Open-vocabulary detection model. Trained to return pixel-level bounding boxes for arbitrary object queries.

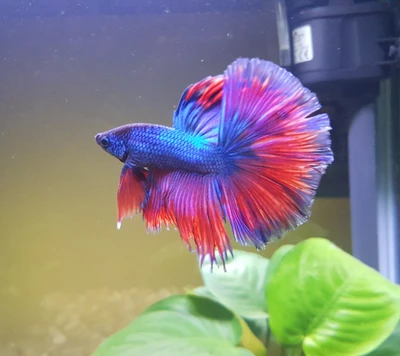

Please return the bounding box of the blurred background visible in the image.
[0,0,364,354]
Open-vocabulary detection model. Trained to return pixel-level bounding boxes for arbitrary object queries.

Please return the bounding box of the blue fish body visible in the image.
[96,124,226,174]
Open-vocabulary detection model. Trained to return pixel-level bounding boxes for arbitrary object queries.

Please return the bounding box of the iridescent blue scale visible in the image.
[126,124,226,174]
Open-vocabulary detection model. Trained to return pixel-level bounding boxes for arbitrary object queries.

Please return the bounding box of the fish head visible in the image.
[95,125,130,163]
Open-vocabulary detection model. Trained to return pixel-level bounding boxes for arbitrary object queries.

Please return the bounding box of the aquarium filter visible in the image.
[275,0,400,283]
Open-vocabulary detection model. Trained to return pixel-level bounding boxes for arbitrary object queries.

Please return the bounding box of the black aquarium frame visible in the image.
[279,0,400,283]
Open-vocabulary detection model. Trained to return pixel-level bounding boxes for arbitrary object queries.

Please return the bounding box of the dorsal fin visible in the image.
[173,75,223,144]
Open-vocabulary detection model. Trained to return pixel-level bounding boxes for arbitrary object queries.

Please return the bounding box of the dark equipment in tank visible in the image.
[275,0,400,283]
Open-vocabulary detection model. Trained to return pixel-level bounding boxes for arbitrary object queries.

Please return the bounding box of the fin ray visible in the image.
[143,169,231,268]
[218,58,334,247]
[117,164,148,229]
[173,75,223,144]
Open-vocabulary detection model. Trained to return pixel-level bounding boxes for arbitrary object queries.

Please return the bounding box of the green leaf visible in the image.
[266,237,400,356]
[191,286,270,345]
[191,286,216,299]
[265,244,294,286]
[238,314,269,356]
[366,320,400,356]
[92,294,248,356]
[283,346,304,356]
[94,337,254,356]
[190,287,267,356]
[243,317,269,346]
[200,249,269,319]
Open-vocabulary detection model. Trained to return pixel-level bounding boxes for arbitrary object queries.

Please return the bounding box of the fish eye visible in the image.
[100,137,109,148]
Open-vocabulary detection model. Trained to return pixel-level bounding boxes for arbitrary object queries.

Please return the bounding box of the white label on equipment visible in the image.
[292,25,314,64]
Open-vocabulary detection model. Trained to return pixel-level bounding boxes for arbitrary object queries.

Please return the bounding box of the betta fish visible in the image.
[95,58,334,268]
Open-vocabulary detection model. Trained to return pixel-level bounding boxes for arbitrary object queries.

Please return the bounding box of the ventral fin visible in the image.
[117,164,148,229]
[173,75,223,144]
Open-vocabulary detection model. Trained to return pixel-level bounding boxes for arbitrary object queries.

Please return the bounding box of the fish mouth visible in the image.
[95,133,102,145]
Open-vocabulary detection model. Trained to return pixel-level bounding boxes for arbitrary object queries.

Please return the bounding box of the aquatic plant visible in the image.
[91,238,400,356]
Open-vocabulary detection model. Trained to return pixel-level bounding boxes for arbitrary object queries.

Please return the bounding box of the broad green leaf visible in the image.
[266,238,400,356]
[366,320,400,356]
[239,314,269,356]
[283,346,304,356]
[192,286,216,299]
[192,286,270,346]
[190,287,267,356]
[200,249,269,319]
[92,294,247,356]
[94,336,254,356]
[265,244,294,286]
[243,317,269,346]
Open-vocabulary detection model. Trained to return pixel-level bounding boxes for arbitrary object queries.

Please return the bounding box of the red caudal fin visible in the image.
[143,169,231,270]
[117,164,148,229]
[217,58,334,248]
